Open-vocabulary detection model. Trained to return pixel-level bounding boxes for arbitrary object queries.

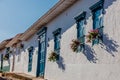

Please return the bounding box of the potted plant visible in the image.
[70,39,82,52]
[19,43,24,49]
[3,54,9,60]
[86,29,100,43]
[48,51,59,62]
[6,47,13,54]
[8,50,13,54]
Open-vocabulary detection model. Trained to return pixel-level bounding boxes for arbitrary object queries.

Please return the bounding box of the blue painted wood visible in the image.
[90,0,104,45]
[37,28,47,77]
[77,19,85,52]
[90,0,104,12]
[28,47,33,72]
[52,28,61,60]
[54,29,61,53]
[54,34,60,58]
[75,11,86,52]
[77,20,85,39]
[0,54,3,70]
[53,28,61,36]
[74,11,86,21]
[92,9,103,45]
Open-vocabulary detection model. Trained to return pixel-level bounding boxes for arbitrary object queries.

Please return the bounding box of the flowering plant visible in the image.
[70,39,82,52]
[86,29,99,43]
[48,51,59,62]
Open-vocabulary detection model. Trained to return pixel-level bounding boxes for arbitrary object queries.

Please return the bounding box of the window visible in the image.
[53,28,61,60]
[1,54,3,70]
[90,0,104,45]
[75,11,86,51]
[28,46,34,72]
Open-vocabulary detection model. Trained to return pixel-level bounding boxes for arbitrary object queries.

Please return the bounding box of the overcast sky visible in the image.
[0,0,58,42]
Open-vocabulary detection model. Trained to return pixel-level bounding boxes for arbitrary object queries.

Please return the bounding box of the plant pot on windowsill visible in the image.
[70,39,83,52]
[86,29,101,43]
[48,51,59,62]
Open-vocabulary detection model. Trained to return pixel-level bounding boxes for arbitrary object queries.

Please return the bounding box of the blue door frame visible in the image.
[36,27,47,77]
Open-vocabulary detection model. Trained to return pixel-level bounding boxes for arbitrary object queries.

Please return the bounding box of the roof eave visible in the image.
[20,0,78,41]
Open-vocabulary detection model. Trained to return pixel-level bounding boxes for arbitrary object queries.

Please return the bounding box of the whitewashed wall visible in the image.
[13,35,38,76]
[44,0,120,80]
[0,49,10,72]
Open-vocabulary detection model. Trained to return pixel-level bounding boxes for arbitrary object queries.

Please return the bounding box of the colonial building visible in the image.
[0,0,120,80]
[0,38,12,72]
[5,33,23,73]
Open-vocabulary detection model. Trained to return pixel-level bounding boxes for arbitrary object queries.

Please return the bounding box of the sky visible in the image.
[0,0,58,42]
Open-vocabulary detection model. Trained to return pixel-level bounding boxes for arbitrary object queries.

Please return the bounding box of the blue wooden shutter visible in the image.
[78,20,85,41]
[90,0,104,45]
[93,9,101,45]
[77,20,85,51]
[28,47,33,72]
[75,11,86,52]
[53,28,61,60]
[55,34,60,51]
[1,54,3,70]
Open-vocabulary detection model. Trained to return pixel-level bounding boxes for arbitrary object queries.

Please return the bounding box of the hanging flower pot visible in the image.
[48,51,59,62]
[3,54,9,60]
[8,50,13,54]
[18,43,24,49]
[70,39,82,52]
[6,47,13,54]
[86,29,100,43]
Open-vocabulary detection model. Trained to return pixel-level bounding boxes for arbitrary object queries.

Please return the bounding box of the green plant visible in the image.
[86,29,100,43]
[8,50,12,54]
[48,51,58,62]
[70,39,81,52]
[19,43,24,49]
[6,47,13,54]
[3,54,9,60]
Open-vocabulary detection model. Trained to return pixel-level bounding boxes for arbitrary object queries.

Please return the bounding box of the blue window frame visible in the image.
[53,28,61,60]
[75,11,86,51]
[1,54,3,70]
[90,0,104,45]
[77,20,85,39]
[28,46,34,72]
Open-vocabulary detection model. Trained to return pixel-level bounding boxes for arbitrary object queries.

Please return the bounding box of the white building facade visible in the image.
[44,0,120,80]
[0,0,120,80]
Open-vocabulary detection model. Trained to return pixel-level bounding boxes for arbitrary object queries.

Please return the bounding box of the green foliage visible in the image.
[70,39,81,52]
[48,51,58,62]
[86,29,100,43]
[6,47,13,54]
[3,54,9,60]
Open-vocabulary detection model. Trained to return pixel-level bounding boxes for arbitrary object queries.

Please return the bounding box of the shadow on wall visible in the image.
[104,0,117,10]
[100,34,119,57]
[56,55,65,71]
[47,0,118,65]
[83,45,98,63]
[82,33,119,63]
